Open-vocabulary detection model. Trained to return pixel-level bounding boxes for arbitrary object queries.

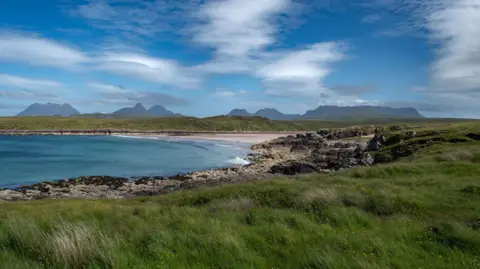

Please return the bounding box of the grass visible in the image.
[1,116,478,132]
[0,124,480,268]
[0,116,308,132]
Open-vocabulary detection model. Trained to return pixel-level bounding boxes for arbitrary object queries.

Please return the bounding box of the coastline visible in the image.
[0,128,377,201]
[0,130,298,144]
[113,133,298,144]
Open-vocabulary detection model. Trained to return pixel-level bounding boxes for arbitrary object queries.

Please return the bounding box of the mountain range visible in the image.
[16,103,424,119]
[112,103,183,117]
[227,106,424,119]
[16,103,182,117]
[16,103,80,117]
[228,108,302,120]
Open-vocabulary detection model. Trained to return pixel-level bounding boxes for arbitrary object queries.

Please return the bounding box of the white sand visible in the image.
[167,133,296,144]
[120,133,297,144]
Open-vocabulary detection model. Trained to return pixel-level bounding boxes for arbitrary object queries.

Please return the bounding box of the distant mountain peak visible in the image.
[227,109,251,117]
[227,108,301,120]
[17,103,80,117]
[112,104,183,118]
[133,103,145,109]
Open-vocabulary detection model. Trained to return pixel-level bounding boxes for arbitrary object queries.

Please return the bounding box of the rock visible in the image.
[290,144,310,152]
[367,134,386,151]
[270,162,318,175]
[406,131,417,138]
[360,153,374,166]
[467,133,480,141]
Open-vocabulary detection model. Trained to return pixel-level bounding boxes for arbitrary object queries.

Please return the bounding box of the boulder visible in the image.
[467,133,480,141]
[270,162,318,175]
[367,134,386,151]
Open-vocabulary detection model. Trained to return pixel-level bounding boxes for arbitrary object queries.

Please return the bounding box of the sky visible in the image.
[0,0,479,118]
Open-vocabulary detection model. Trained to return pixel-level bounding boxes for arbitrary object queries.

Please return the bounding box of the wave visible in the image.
[112,135,218,153]
[227,157,251,166]
[112,135,160,140]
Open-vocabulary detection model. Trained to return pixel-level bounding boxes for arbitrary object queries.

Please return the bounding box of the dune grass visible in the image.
[1,129,480,268]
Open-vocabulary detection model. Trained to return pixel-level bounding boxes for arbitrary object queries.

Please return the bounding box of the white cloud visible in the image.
[190,0,345,98]
[257,42,345,97]
[212,89,247,97]
[189,0,294,75]
[193,0,289,57]
[426,0,480,93]
[0,32,201,89]
[76,1,118,20]
[0,89,58,101]
[0,74,63,90]
[361,14,382,24]
[0,32,89,69]
[70,0,202,39]
[88,82,190,106]
[94,53,201,89]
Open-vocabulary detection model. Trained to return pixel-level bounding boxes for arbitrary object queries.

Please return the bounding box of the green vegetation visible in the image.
[1,116,478,132]
[1,123,480,268]
[0,116,305,132]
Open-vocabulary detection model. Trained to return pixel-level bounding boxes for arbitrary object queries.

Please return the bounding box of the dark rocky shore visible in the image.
[0,127,381,201]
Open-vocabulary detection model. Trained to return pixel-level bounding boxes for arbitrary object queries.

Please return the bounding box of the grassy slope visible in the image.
[1,124,480,268]
[0,116,306,132]
[1,116,478,131]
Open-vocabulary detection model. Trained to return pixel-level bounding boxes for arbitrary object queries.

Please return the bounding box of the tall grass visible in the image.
[0,128,480,268]
[0,219,117,268]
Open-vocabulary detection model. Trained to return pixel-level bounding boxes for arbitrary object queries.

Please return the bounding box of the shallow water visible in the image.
[0,135,251,188]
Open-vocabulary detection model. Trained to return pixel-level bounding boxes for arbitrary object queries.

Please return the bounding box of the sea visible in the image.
[0,135,251,188]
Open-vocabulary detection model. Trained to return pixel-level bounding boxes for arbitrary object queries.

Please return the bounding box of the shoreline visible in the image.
[0,130,299,144]
[112,133,298,144]
[0,128,376,201]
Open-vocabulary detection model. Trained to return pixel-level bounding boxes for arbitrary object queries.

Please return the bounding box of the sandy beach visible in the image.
[0,130,297,144]
[154,133,297,144]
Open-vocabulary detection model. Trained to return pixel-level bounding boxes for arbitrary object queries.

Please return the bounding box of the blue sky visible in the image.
[0,0,479,118]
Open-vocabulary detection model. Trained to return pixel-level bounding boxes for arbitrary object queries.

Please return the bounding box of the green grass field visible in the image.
[0,123,479,268]
[1,116,478,132]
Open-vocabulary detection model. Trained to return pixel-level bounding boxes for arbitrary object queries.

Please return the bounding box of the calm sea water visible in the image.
[0,135,251,188]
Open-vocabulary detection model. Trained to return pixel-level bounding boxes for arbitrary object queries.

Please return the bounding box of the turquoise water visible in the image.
[0,135,251,188]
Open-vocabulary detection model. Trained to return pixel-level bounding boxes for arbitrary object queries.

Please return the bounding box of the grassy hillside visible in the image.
[1,124,479,268]
[0,116,478,132]
[0,116,306,132]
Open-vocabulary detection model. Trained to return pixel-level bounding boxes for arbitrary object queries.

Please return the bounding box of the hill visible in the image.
[148,105,183,117]
[112,103,151,117]
[112,103,183,117]
[16,103,80,116]
[304,105,424,119]
[227,108,301,120]
[254,108,301,120]
[0,116,308,131]
[227,109,251,117]
[0,116,477,132]
[227,105,424,120]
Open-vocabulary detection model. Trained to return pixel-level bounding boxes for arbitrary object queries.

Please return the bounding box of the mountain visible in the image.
[148,105,183,117]
[227,108,300,120]
[112,103,183,117]
[303,105,424,119]
[227,105,423,120]
[253,108,301,120]
[17,103,80,116]
[112,103,151,117]
[227,109,251,117]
